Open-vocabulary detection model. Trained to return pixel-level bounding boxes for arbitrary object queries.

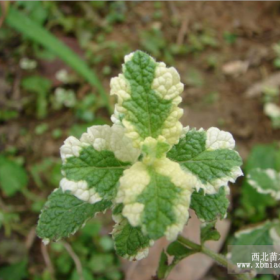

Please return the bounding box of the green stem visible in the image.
[176,235,251,280]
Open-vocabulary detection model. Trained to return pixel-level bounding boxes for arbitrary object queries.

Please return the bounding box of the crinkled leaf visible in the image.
[110,50,184,147]
[35,51,244,263]
[168,127,243,194]
[37,124,139,242]
[61,146,129,202]
[201,222,220,244]
[112,216,152,261]
[0,156,28,197]
[37,188,111,241]
[116,158,194,241]
[190,187,229,222]
[248,168,280,200]
[60,124,140,205]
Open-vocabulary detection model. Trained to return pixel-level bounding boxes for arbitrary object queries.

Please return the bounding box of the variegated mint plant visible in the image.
[37,51,243,263]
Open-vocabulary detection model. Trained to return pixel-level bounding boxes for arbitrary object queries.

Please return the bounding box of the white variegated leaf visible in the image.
[168,127,243,194]
[110,50,183,148]
[116,158,194,241]
[248,168,280,200]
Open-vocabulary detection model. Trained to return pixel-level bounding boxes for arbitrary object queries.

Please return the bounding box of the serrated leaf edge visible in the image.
[110,51,184,148]
[181,127,243,194]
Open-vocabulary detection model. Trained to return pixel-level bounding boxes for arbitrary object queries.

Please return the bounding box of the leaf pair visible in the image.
[37,51,243,260]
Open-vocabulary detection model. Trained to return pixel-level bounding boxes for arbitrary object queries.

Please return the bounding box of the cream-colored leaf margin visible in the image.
[116,157,195,241]
[59,124,140,203]
[110,51,184,148]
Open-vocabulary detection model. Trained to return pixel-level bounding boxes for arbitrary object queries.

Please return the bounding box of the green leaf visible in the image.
[100,236,114,252]
[110,50,184,147]
[0,260,28,280]
[200,222,220,243]
[245,144,280,172]
[21,75,51,93]
[37,188,111,241]
[190,187,229,222]
[167,240,194,260]
[168,127,243,194]
[21,75,51,119]
[15,2,48,25]
[248,168,280,200]
[240,183,276,223]
[70,268,95,280]
[116,158,193,241]
[88,253,114,274]
[158,243,195,279]
[112,216,152,260]
[5,7,111,112]
[60,124,139,204]
[0,110,18,121]
[156,251,169,280]
[136,170,183,240]
[37,124,139,242]
[0,156,28,197]
[233,221,279,245]
[62,146,130,201]
[240,144,280,221]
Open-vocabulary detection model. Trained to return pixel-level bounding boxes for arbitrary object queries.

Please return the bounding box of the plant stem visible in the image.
[177,235,251,280]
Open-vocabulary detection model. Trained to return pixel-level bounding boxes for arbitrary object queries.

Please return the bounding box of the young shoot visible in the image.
[37,51,245,278]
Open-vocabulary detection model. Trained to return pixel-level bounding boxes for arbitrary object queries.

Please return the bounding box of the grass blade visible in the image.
[4,6,112,113]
